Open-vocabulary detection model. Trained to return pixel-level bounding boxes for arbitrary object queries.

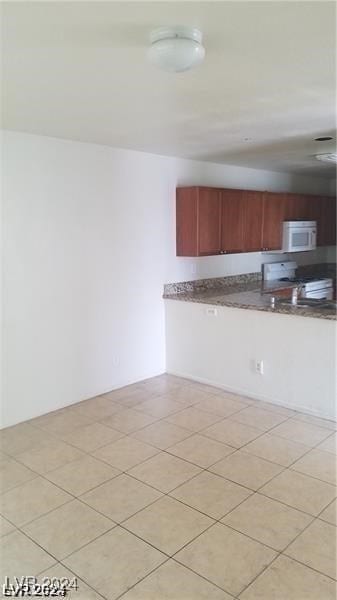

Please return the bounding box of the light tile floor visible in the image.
[0,374,336,599]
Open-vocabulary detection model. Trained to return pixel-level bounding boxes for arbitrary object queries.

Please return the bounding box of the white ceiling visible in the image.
[2,1,336,177]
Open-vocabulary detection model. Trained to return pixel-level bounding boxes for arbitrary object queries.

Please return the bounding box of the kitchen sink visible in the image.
[277,298,336,309]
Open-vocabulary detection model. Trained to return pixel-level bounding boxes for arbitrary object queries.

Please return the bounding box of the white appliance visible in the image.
[282,221,316,252]
[263,261,333,300]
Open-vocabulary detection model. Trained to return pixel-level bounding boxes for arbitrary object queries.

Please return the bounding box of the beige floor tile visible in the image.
[128,453,201,493]
[203,420,262,448]
[181,382,225,396]
[121,559,233,600]
[31,408,92,436]
[290,448,337,485]
[0,456,37,493]
[162,387,218,407]
[0,530,55,579]
[45,455,120,496]
[230,406,290,431]
[23,499,113,560]
[124,496,214,555]
[64,526,166,599]
[215,390,255,403]
[81,474,162,523]
[103,385,156,405]
[166,434,235,468]
[60,422,125,452]
[0,515,15,537]
[294,413,337,431]
[170,471,252,519]
[140,377,185,395]
[15,440,84,474]
[222,493,312,551]
[101,408,159,433]
[38,564,105,599]
[0,476,72,526]
[165,407,223,432]
[317,432,337,455]
[135,397,185,418]
[271,420,332,447]
[241,432,309,466]
[0,450,8,463]
[92,436,159,471]
[210,450,283,490]
[260,469,337,516]
[176,522,276,596]
[0,422,52,456]
[194,395,249,417]
[319,499,337,526]
[285,518,337,580]
[239,555,337,600]
[131,421,191,450]
[70,396,123,420]
[247,399,297,417]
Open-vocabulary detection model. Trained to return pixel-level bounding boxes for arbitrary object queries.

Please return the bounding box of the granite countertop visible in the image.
[163,270,337,321]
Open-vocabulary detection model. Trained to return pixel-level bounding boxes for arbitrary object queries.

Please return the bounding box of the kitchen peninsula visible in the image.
[164,268,337,421]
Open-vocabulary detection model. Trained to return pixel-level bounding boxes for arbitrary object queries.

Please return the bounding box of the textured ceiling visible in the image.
[2,1,336,177]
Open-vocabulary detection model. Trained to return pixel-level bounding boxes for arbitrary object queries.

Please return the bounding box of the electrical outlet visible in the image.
[255,360,264,375]
[206,307,218,317]
[112,356,120,367]
[191,263,197,275]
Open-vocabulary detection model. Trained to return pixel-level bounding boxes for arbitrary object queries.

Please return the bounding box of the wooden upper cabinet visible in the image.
[176,187,198,256]
[176,187,336,257]
[285,193,309,220]
[198,188,222,255]
[262,192,288,251]
[318,196,337,246]
[242,191,264,252]
[292,195,336,246]
[176,187,221,256]
[221,189,244,252]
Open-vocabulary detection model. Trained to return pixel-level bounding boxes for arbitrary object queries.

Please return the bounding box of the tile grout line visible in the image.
[1,377,336,599]
[2,413,335,533]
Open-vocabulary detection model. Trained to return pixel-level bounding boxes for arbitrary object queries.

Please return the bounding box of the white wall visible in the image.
[165,300,337,420]
[1,130,334,427]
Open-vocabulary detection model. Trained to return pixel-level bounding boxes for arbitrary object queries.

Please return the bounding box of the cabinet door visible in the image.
[285,194,310,220]
[319,196,337,246]
[262,193,288,250]
[220,189,244,253]
[198,188,222,255]
[243,191,264,252]
[176,187,198,256]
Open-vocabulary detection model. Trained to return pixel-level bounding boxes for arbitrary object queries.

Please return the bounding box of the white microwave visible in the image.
[282,221,317,252]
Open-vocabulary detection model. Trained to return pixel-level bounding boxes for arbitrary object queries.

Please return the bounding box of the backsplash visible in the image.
[164,262,336,296]
[164,272,261,295]
[297,262,336,279]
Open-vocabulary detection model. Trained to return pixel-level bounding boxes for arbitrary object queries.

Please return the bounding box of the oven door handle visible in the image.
[311,230,316,248]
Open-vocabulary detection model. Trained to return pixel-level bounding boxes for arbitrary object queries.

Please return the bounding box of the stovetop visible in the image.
[279,277,325,283]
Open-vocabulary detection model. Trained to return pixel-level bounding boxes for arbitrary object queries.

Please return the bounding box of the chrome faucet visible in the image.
[291,284,304,306]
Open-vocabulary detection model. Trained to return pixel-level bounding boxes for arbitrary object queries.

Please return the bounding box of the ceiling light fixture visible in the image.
[148,26,205,72]
[315,153,337,164]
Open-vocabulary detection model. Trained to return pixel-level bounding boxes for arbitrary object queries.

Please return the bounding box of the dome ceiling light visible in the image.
[147,26,205,72]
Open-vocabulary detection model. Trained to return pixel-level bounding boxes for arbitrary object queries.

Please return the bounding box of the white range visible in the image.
[263,261,333,300]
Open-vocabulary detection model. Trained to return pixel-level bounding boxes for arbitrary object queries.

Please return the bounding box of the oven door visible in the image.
[302,288,333,300]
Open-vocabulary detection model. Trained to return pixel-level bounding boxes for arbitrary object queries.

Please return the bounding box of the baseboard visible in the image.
[0,369,167,430]
[166,370,337,422]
